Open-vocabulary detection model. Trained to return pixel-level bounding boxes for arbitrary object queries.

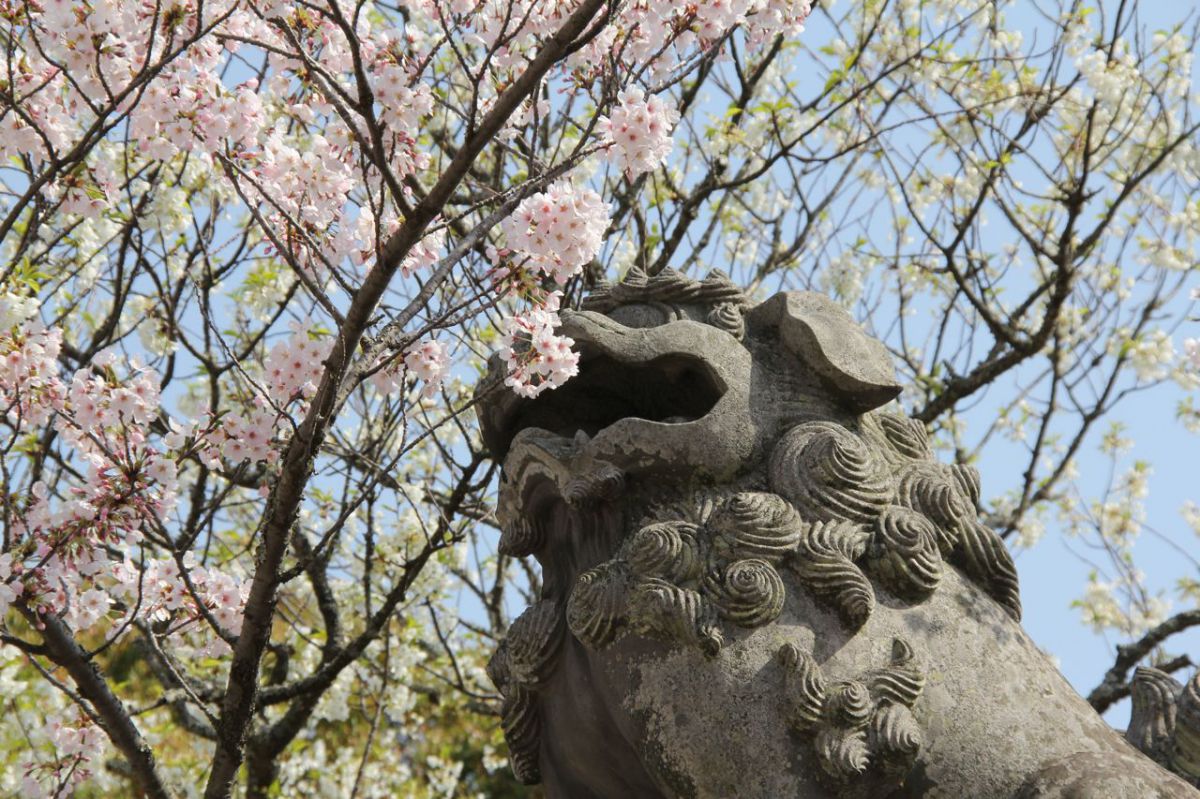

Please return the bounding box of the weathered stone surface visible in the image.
[478,276,1200,798]
[749,290,902,412]
[1125,667,1200,788]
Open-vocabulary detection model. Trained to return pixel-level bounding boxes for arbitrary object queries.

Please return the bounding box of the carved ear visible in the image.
[750,292,901,412]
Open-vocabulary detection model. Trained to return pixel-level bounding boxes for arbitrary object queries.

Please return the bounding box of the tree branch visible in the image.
[1087,609,1200,714]
[31,611,175,799]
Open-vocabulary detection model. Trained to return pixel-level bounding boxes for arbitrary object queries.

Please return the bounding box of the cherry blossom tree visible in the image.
[0,0,1198,796]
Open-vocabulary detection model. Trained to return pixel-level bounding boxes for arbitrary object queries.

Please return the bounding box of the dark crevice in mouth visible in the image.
[505,353,724,447]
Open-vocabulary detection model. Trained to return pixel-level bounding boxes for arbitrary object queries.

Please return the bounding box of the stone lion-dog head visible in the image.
[475,269,1197,799]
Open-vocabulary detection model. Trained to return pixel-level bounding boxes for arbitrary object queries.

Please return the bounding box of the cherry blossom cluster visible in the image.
[349,206,401,269]
[214,326,337,464]
[498,298,580,398]
[1,0,262,193]
[401,226,448,279]
[252,133,358,269]
[692,0,814,48]
[447,0,812,74]
[1,0,436,277]
[127,57,265,163]
[405,339,451,398]
[1184,339,1200,372]
[220,405,281,465]
[1,295,252,657]
[1,314,63,428]
[14,442,171,618]
[235,10,434,272]
[264,328,332,404]
[55,160,119,219]
[346,205,445,279]
[371,339,451,399]
[500,180,610,284]
[109,556,250,645]
[600,87,680,177]
[372,66,436,142]
[0,554,19,619]
[20,710,105,795]
[60,358,162,450]
[15,475,249,646]
[745,0,814,45]
[15,472,161,603]
[493,180,609,395]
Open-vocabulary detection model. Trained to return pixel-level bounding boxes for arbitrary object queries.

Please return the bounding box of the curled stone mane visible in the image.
[476,273,1199,798]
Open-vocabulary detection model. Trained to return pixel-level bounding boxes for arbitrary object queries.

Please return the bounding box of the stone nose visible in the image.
[556,307,650,356]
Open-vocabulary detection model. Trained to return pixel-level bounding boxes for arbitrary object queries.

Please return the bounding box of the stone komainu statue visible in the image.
[476,269,1200,798]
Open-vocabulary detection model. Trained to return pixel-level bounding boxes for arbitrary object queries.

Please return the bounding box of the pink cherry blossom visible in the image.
[264,328,331,404]
[600,87,679,177]
[498,297,580,398]
[405,339,451,398]
[501,181,610,285]
[402,225,447,278]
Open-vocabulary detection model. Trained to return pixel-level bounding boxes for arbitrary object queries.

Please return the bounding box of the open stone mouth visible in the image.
[482,310,759,569]
[488,349,731,595]
[477,308,748,467]
[500,351,725,450]
[481,312,759,569]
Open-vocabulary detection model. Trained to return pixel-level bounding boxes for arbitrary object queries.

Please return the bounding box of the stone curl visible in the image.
[1174,672,1200,782]
[501,686,542,785]
[629,578,724,657]
[827,681,873,728]
[566,562,630,649]
[870,703,923,763]
[703,558,786,628]
[1127,667,1181,763]
[706,302,746,340]
[790,519,875,629]
[816,728,871,781]
[621,521,704,584]
[563,462,625,507]
[708,491,805,563]
[874,411,932,461]
[780,643,827,730]
[769,421,891,525]
[953,520,1023,621]
[868,639,926,708]
[498,516,544,558]
[950,462,982,510]
[505,599,565,688]
[869,506,944,599]
[894,463,974,554]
